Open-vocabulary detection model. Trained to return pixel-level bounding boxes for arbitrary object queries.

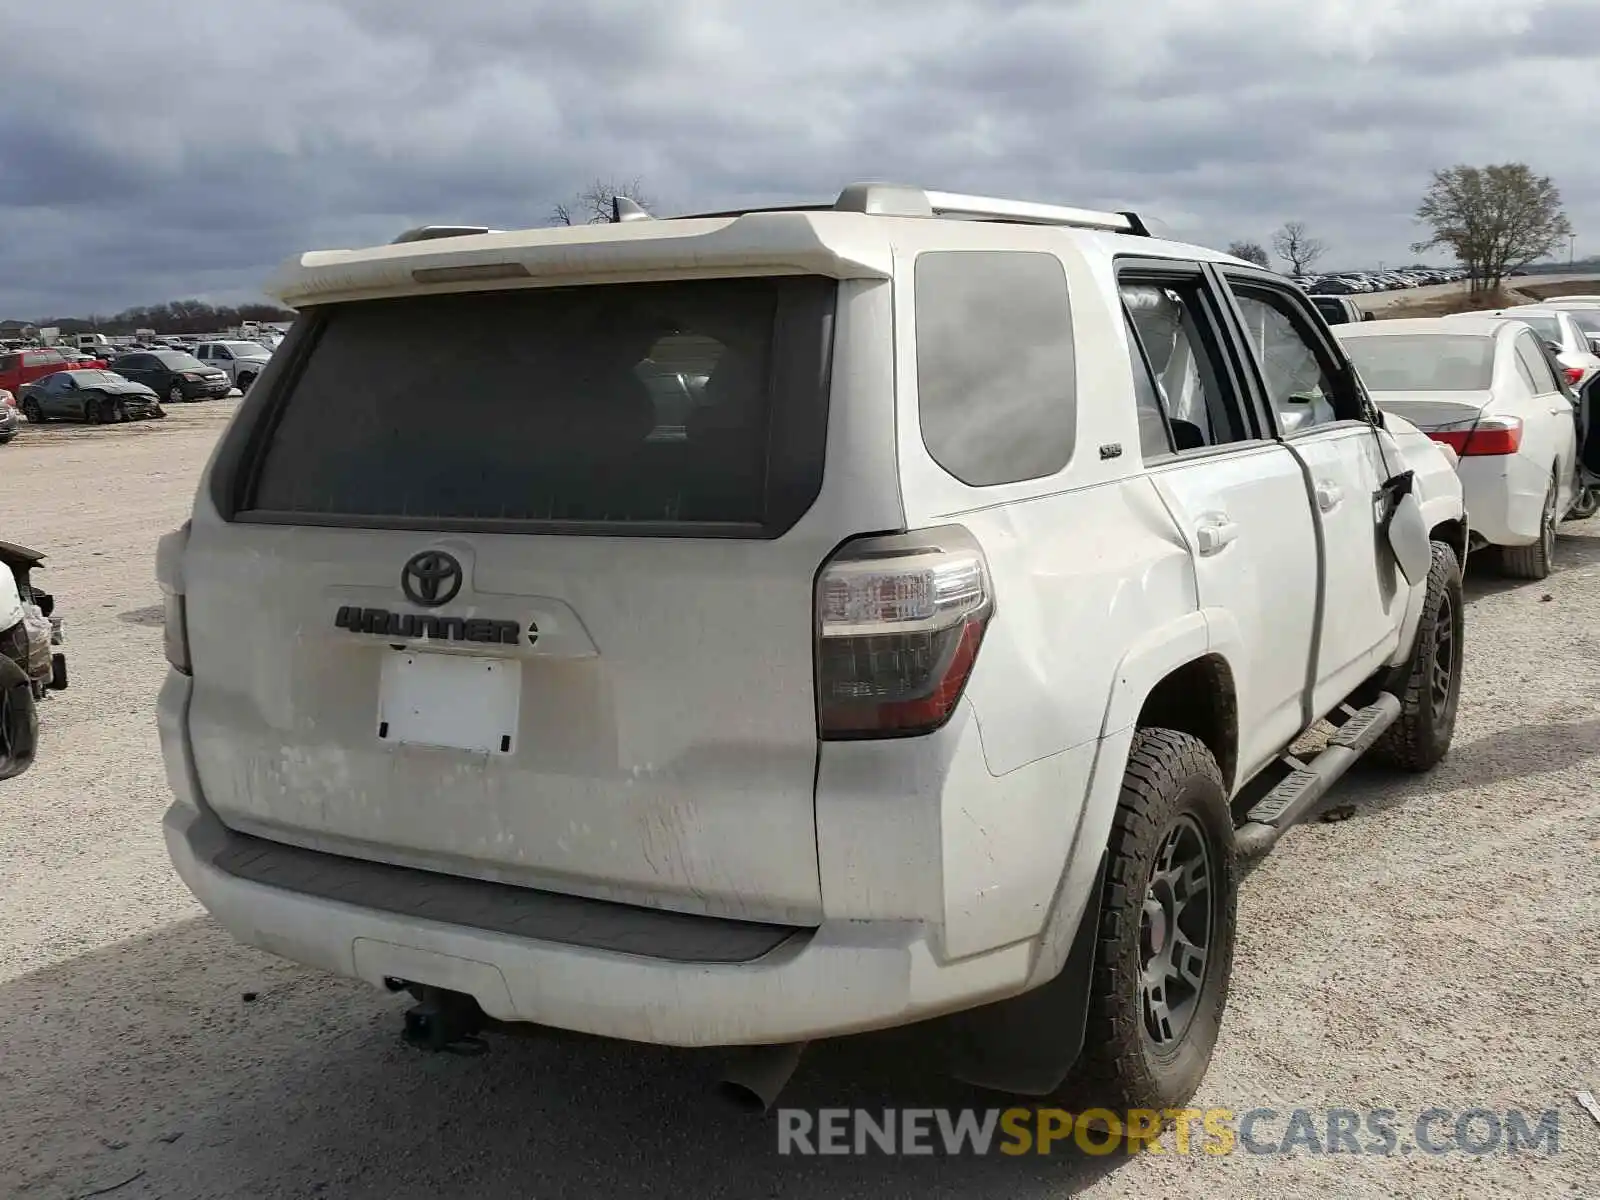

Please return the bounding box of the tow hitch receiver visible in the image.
[399,984,490,1056]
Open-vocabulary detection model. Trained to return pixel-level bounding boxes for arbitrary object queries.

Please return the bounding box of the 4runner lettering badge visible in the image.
[333,606,522,645]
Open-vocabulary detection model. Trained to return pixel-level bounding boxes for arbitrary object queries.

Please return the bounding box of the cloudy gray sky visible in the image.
[2,0,1595,318]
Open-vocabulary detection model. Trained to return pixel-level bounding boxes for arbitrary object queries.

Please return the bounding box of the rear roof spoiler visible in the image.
[390,225,498,244]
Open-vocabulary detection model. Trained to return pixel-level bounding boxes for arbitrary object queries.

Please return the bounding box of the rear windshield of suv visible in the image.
[238,276,836,535]
[1341,334,1495,392]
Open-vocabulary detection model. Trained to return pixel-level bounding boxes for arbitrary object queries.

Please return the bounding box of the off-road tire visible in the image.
[1498,469,1558,580]
[1066,728,1236,1114]
[1370,541,1463,772]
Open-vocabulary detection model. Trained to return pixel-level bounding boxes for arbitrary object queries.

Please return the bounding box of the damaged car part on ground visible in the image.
[0,541,68,699]
[0,556,41,781]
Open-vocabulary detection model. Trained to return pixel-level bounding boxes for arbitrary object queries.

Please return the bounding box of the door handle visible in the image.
[1551,404,1574,416]
[1315,480,1344,512]
[1195,516,1239,556]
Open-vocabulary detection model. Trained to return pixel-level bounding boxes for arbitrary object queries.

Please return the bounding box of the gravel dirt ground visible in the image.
[1,402,1597,1198]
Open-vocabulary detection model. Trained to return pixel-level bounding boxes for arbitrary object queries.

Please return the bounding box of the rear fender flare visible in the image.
[1024,608,1221,993]
[958,613,1235,1091]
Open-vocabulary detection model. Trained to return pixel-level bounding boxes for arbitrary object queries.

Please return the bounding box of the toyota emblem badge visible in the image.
[400,550,464,607]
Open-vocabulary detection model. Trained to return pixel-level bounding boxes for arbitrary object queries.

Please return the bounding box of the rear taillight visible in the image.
[1563,365,1585,386]
[156,524,191,673]
[1428,414,1523,457]
[815,526,993,738]
[163,591,190,674]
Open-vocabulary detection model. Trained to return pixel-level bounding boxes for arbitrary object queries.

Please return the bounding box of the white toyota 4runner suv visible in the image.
[158,183,1467,1114]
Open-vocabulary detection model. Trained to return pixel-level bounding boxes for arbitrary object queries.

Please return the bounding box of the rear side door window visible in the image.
[1119,271,1259,453]
[914,249,1076,486]
[1511,341,1540,393]
[1125,314,1177,459]
[1515,332,1560,395]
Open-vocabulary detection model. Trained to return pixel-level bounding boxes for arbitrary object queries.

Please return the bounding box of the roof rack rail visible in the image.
[390,225,497,245]
[833,182,1149,235]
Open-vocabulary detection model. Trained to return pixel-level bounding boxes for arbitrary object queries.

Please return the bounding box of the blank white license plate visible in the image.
[377,651,521,755]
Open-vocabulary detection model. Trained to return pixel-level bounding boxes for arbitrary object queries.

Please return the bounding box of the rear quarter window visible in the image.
[914,249,1076,486]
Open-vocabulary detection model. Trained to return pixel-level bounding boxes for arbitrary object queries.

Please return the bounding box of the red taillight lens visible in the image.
[816,526,993,738]
[1428,415,1523,457]
[162,590,191,674]
[1563,365,1584,386]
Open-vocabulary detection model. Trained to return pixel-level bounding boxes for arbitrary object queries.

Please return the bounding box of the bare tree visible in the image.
[1226,240,1271,269]
[1412,163,1573,294]
[1272,222,1327,275]
[550,177,657,226]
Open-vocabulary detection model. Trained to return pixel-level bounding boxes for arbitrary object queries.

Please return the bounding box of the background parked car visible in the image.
[194,340,272,391]
[1523,301,1600,354]
[19,370,165,425]
[1453,308,1600,387]
[0,347,106,395]
[1336,316,1587,579]
[112,350,232,403]
[1308,295,1373,325]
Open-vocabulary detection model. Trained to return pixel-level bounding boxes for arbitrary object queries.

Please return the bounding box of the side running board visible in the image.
[1233,693,1401,860]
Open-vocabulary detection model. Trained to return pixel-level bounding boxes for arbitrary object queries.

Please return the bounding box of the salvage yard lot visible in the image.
[1,404,1597,1198]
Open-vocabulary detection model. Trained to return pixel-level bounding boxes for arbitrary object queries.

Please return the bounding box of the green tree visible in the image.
[1226,240,1271,269]
[1413,163,1573,293]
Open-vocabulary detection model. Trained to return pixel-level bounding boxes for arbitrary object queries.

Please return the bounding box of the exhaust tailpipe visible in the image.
[716,1042,808,1113]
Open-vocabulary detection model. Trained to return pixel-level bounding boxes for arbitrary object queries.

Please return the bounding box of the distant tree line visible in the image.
[17,300,295,337]
[1224,162,1574,290]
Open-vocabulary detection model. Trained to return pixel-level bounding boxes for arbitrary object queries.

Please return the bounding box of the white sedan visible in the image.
[1449,307,1600,388]
[1520,300,1600,357]
[1335,316,1588,579]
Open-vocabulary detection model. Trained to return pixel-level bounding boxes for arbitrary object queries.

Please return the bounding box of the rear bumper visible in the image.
[176,378,231,398]
[158,671,1049,1046]
[1456,454,1547,546]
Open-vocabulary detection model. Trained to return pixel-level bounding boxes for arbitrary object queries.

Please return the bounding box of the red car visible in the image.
[0,347,107,395]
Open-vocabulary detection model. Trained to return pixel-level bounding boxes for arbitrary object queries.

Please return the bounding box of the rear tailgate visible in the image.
[180,273,887,926]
